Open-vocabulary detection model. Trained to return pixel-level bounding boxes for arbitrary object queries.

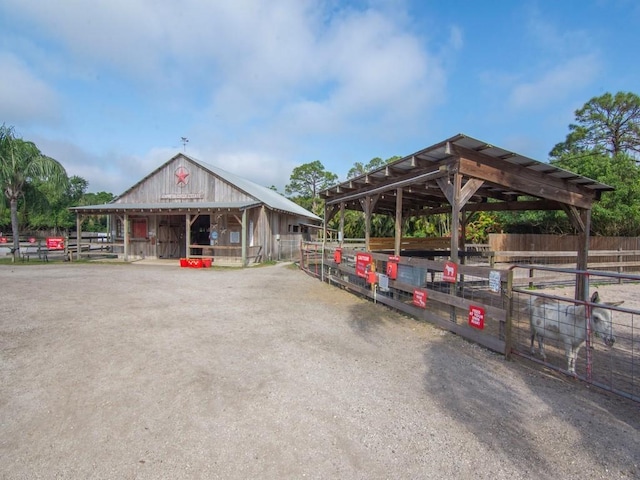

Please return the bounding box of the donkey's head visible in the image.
[590,291,623,348]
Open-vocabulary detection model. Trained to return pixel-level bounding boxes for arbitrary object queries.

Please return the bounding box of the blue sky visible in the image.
[1,0,639,195]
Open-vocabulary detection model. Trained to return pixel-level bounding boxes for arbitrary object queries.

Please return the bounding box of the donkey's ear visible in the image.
[607,300,624,307]
[590,291,600,303]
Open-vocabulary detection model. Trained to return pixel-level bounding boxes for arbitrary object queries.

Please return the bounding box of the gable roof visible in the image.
[76,154,320,221]
[185,155,320,220]
[321,133,614,215]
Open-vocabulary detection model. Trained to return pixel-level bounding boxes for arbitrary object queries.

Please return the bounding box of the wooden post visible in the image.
[504,269,514,359]
[339,202,345,246]
[576,208,591,301]
[364,196,371,251]
[123,213,129,262]
[185,214,191,259]
[241,208,247,267]
[394,187,403,256]
[450,172,461,263]
[76,214,82,260]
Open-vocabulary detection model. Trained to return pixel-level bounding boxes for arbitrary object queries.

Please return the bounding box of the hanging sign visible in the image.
[355,252,372,278]
[46,237,65,250]
[489,270,501,293]
[413,289,428,309]
[468,305,485,329]
[443,261,458,283]
[378,273,389,292]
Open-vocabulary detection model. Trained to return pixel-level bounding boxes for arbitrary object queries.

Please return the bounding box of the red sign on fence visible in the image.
[355,252,372,278]
[46,237,65,250]
[413,289,428,309]
[0,237,7,243]
[443,261,458,283]
[468,305,485,329]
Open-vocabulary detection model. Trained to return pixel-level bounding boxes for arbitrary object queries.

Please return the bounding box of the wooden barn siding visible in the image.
[488,234,640,263]
[249,207,310,261]
[115,157,254,204]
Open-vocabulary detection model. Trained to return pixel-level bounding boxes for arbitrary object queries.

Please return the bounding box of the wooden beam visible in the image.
[325,167,448,205]
[562,204,586,232]
[454,145,595,209]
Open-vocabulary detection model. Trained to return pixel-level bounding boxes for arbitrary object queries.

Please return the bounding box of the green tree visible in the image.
[551,151,640,236]
[285,160,338,215]
[551,91,640,160]
[0,125,68,258]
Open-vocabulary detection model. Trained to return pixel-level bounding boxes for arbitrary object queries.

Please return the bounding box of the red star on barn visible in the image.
[175,167,190,186]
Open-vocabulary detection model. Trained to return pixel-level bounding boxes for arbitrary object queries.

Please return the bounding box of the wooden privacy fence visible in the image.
[368,237,451,252]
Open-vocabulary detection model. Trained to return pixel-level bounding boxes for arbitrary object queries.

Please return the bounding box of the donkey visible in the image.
[529,291,621,375]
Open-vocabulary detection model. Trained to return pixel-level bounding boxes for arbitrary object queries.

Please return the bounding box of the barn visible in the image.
[70,153,321,265]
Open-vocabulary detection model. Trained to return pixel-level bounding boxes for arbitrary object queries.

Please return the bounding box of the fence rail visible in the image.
[301,241,640,402]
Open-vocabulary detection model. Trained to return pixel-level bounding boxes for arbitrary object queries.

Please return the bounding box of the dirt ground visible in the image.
[1,261,638,479]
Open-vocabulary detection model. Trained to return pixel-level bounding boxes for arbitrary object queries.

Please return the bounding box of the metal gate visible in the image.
[509,266,640,402]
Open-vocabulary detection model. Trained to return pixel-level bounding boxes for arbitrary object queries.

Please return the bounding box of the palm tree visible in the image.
[0,125,68,259]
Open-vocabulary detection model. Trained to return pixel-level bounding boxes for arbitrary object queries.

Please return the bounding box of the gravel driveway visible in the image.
[1,262,638,479]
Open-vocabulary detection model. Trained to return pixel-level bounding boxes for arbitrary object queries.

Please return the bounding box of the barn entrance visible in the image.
[158,215,185,259]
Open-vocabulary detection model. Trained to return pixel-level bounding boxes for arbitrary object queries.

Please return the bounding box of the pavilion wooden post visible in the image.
[450,173,462,263]
[76,214,82,261]
[576,208,591,301]
[242,208,248,267]
[359,195,379,252]
[394,187,403,256]
[561,205,591,301]
[339,202,345,246]
[123,213,130,262]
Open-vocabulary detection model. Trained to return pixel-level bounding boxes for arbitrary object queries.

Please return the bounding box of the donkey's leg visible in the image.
[566,344,578,375]
[538,336,546,360]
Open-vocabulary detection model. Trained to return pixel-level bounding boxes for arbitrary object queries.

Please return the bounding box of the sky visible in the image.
[1,0,639,196]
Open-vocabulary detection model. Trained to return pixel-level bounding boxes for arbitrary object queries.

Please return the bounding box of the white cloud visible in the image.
[1,0,448,193]
[509,54,600,110]
[0,53,61,126]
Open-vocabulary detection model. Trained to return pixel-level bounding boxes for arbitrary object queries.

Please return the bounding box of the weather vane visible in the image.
[181,137,189,152]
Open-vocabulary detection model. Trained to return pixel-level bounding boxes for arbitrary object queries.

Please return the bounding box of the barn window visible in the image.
[288,224,300,233]
[131,218,148,239]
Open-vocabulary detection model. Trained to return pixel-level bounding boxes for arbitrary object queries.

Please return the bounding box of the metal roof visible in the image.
[72,154,321,221]
[188,156,321,220]
[321,133,614,215]
[70,201,260,214]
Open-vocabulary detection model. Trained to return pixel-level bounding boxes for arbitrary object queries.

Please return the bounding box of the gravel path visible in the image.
[1,262,638,479]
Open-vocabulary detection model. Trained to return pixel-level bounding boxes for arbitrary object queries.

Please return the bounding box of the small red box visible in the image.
[180,258,188,267]
[188,259,203,268]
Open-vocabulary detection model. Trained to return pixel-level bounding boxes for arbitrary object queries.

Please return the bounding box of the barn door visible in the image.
[158,215,184,258]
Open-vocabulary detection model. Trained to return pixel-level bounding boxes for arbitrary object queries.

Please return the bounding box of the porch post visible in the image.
[241,208,248,267]
[76,214,82,260]
[185,214,191,259]
[123,213,129,262]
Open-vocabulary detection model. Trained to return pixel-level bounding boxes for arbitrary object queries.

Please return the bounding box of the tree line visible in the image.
[2,91,640,254]
[284,91,640,240]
